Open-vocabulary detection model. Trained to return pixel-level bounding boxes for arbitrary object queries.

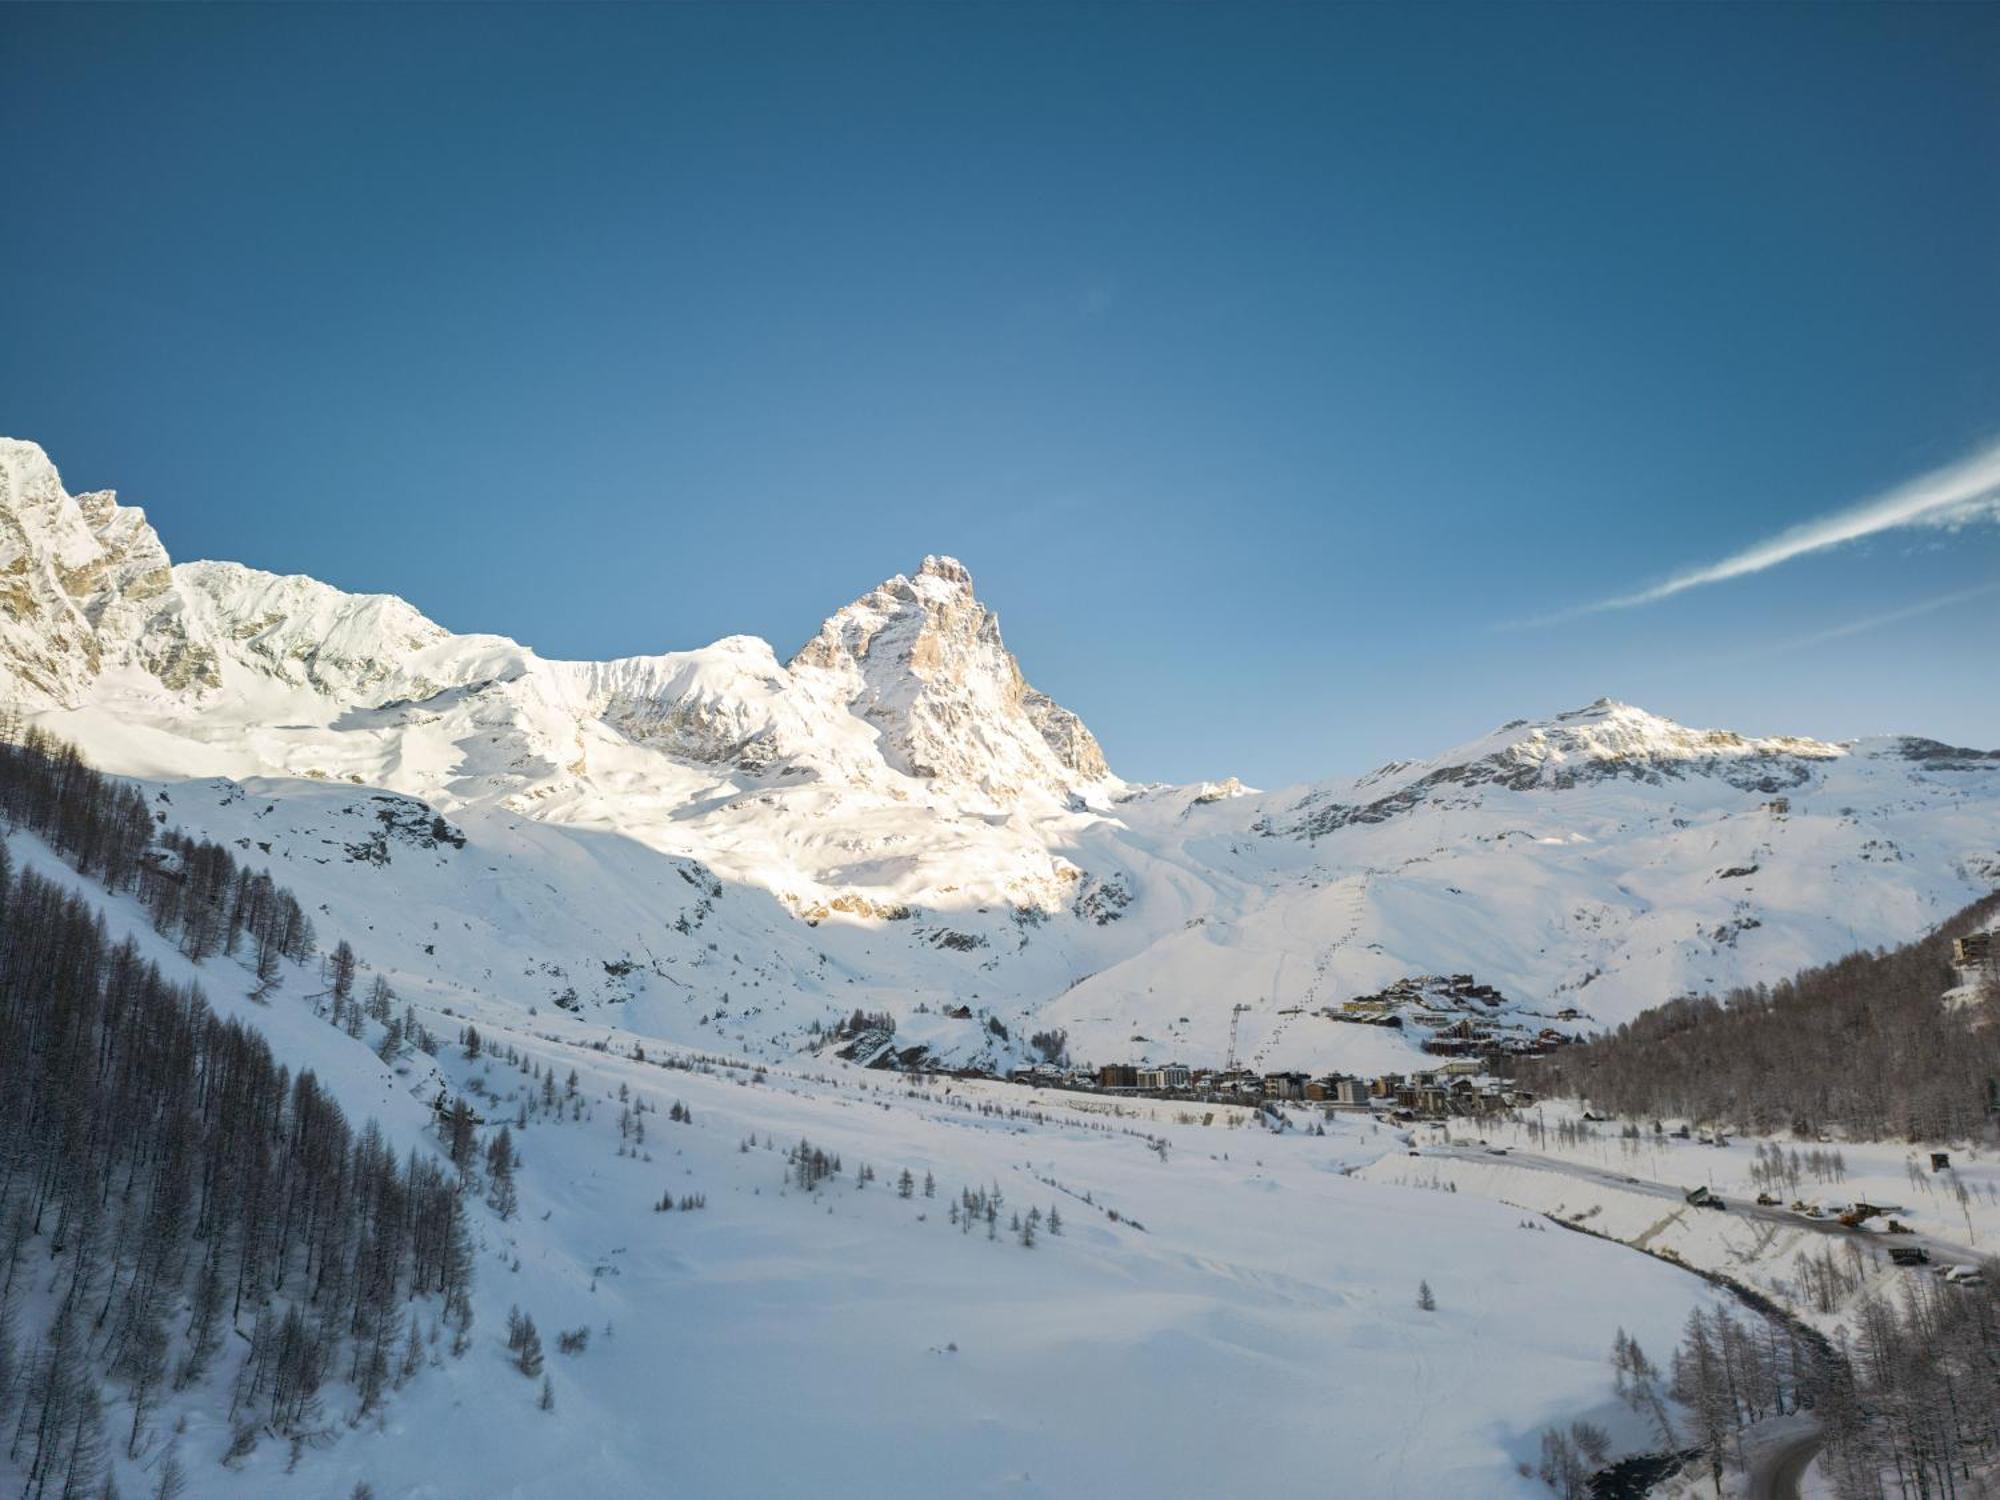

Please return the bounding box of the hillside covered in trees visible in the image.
[1523,892,2000,1142]
[0,729,474,1498]
[1538,1272,2000,1500]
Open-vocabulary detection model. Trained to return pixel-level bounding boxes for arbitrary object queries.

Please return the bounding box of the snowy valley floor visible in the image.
[1,833,1751,1500]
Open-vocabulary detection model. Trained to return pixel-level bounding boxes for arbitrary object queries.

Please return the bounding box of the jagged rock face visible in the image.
[0,439,220,705]
[72,490,221,694]
[1022,689,1110,781]
[0,443,111,704]
[789,554,1110,799]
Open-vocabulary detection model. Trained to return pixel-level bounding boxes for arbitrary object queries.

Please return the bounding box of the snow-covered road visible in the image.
[1423,1141,1981,1268]
[1747,1427,1822,1500]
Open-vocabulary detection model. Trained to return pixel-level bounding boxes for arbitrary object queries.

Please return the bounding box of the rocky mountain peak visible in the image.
[789,557,1111,797]
[915,553,973,587]
[1506,699,1844,769]
[0,438,218,704]
[0,439,478,711]
[1282,698,1851,840]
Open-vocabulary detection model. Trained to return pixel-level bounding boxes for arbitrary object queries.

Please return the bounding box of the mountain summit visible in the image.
[0,437,213,705]
[792,554,1110,797]
[1280,697,1850,837]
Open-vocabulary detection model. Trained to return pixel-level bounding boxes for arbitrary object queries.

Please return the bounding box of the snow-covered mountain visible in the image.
[6,435,1999,1076]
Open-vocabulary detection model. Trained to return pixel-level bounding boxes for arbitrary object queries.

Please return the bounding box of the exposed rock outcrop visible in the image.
[788,554,1110,800]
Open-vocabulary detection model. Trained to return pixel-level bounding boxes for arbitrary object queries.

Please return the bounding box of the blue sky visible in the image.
[2,3,1994,787]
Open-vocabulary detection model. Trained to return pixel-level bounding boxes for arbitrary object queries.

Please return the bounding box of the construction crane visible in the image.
[1223,1003,1251,1073]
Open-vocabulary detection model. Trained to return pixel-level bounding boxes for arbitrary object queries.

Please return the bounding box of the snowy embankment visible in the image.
[1360,1148,1859,1322]
[1420,1105,1998,1286]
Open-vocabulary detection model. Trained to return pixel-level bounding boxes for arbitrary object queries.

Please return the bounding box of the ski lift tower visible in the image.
[1224,1003,1252,1073]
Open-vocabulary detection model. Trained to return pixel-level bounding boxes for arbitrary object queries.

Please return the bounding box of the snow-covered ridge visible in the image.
[5,435,1999,1074]
[0,438,485,710]
[0,439,1111,800]
[1282,698,1849,837]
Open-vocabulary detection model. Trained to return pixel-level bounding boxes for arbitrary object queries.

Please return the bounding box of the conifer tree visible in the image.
[516,1317,544,1378]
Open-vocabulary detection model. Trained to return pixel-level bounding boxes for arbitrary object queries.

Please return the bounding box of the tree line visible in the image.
[0,722,316,984]
[1521,892,2000,1141]
[1537,1262,2000,1498]
[0,728,476,1497]
[1819,1273,2000,1498]
[1655,1279,1999,1499]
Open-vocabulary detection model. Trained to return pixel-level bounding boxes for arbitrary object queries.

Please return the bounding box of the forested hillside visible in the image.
[0,729,474,1498]
[1523,892,2000,1141]
[1538,1278,2000,1499]
[0,721,317,975]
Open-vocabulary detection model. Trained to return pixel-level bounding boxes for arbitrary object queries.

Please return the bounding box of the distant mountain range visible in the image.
[5,434,1997,1073]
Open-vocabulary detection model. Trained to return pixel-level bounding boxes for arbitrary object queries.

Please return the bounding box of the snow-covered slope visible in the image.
[7,436,2000,1079]
[3,814,1735,1500]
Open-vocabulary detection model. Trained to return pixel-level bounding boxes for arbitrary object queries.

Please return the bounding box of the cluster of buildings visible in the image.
[1343,973,1509,1013]
[963,974,1582,1119]
[1050,1061,1534,1118]
[1327,972,1580,1059]
[1420,1016,1574,1059]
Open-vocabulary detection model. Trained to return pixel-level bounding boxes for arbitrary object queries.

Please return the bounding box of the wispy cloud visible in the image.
[1545,438,2000,622]
[1731,578,2000,660]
